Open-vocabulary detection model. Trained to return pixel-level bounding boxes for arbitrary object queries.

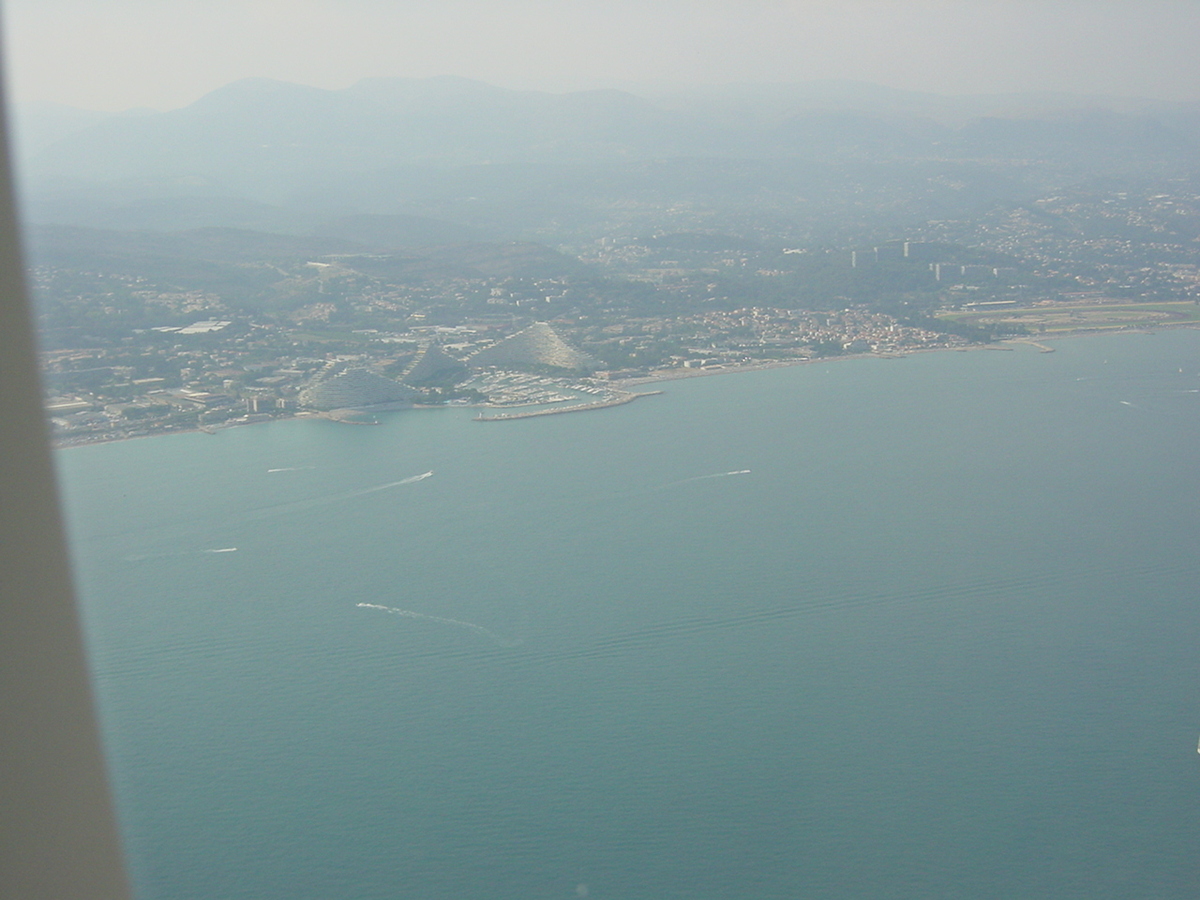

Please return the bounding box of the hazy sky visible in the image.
[5,0,1200,111]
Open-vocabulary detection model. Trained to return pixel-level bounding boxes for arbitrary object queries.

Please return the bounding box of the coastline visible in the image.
[610,344,963,390]
[608,324,1195,391]
[51,324,1195,449]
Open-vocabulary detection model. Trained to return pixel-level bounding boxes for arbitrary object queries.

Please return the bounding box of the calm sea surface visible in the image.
[57,331,1200,900]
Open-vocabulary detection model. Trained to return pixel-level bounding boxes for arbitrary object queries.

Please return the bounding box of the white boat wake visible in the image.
[240,471,434,522]
[349,472,433,497]
[126,547,238,562]
[658,469,751,490]
[358,602,521,647]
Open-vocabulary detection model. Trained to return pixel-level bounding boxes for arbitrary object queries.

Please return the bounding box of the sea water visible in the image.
[57,331,1200,899]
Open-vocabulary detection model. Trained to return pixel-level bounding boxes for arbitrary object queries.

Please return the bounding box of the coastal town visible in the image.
[35,177,1200,446]
[41,305,968,445]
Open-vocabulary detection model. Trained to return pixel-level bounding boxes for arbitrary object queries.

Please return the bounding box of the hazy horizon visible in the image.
[13,72,1200,119]
[6,0,1200,113]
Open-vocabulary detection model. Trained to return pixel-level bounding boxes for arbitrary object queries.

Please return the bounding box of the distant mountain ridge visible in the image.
[16,76,1200,239]
[23,76,1200,188]
[23,76,693,190]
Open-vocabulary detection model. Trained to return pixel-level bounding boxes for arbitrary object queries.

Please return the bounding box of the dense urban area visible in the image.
[24,79,1200,445]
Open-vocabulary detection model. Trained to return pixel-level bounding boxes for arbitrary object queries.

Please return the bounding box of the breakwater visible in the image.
[475,391,660,421]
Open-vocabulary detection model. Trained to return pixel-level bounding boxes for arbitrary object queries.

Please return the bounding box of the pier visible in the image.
[1009,339,1056,353]
[475,391,661,421]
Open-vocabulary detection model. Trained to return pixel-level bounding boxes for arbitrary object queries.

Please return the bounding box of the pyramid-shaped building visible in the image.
[404,344,467,386]
[299,367,419,410]
[468,322,594,372]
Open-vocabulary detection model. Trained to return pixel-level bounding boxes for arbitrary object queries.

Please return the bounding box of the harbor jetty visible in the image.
[1007,339,1056,353]
[475,391,660,421]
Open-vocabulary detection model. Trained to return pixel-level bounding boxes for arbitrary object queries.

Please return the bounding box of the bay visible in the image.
[57,330,1200,900]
